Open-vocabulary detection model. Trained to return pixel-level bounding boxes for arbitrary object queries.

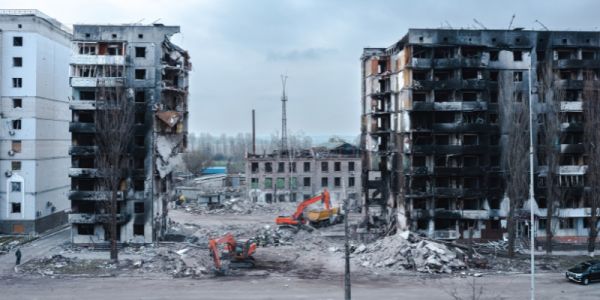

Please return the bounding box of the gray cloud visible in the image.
[266,48,337,61]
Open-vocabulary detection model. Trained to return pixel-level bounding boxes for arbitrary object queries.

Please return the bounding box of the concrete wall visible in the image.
[0,13,71,234]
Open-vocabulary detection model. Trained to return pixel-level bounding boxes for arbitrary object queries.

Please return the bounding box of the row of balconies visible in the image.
[409,145,499,155]
[69,168,146,178]
[70,77,125,87]
[70,54,125,65]
[407,187,490,198]
[69,190,146,201]
[410,123,499,133]
[412,209,494,220]
[69,122,147,134]
[411,101,489,111]
[408,57,600,71]
[68,212,130,224]
[409,166,489,176]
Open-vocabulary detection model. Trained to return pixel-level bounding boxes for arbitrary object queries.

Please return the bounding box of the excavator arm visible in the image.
[276,189,331,226]
[208,233,236,271]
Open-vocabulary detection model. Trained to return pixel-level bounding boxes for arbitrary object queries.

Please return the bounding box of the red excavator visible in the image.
[275,189,342,229]
[208,233,257,275]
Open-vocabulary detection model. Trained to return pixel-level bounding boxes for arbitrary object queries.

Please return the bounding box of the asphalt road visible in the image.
[1,271,599,299]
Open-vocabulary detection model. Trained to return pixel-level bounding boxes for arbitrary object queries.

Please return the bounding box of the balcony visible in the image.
[554,59,600,69]
[410,145,492,155]
[433,230,459,240]
[431,123,496,132]
[561,122,583,132]
[70,77,124,87]
[70,100,97,110]
[560,101,582,112]
[69,213,130,224]
[461,210,489,219]
[69,191,124,201]
[69,168,100,178]
[433,57,486,69]
[558,165,587,175]
[69,122,95,133]
[71,54,125,65]
[413,79,488,90]
[433,166,485,176]
[560,144,585,154]
[69,146,97,156]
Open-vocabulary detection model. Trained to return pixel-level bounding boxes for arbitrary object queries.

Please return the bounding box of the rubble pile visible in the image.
[0,236,31,255]
[354,232,467,274]
[183,198,296,216]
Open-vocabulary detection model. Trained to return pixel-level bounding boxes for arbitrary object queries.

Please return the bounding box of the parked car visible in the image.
[565,260,600,285]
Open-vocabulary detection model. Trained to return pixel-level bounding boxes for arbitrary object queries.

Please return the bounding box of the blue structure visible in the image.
[201,166,227,175]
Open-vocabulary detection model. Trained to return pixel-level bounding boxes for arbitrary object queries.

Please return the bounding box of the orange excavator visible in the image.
[275,189,342,229]
[208,233,257,275]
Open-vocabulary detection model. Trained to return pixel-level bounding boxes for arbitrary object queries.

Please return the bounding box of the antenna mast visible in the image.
[280,74,288,152]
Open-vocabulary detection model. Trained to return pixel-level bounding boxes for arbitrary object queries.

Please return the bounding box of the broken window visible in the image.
[489,50,499,61]
[559,218,576,229]
[135,91,145,103]
[412,46,430,58]
[265,193,273,203]
[303,162,310,172]
[12,98,22,108]
[135,47,146,58]
[135,69,146,80]
[251,178,258,189]
[434,112,455,123]
[107,45,122,55]
[413,156,426,167]
[303,177,311,187]
[77,224,94,235]
[10,202,21,214]
[462,199,479,210]
[134,135,145,147]
[489,198,500,209]
[462,91,478,102]
[264,162,272,173]
[12,140,21,153]
[489,135,500,146]
[461,47,480,58]
[348,177,355,187]
[276,178,285,189]
[489,113,498,124]
[489,91,498,103]
[490,155,500,167]
[435,198,452,209]
[462,69,479,80]
[513,50,523,61]
[514,72,523,82]
[321,177,328,187]
[334,162,341,172]
[13,36,22,47]
[11,182,21,192]
[12,78,22,88]
[463,156,478,167]
[413,92,427,102]
[348,161,355,172]
[433,47,454,59]
[435,135,450,145]
[133,179,144,191]
[251,162,258,173]
[78,44,96,55]
[133,224,145,236]
[334,177,341,187]
[582,50,595,60]
[463,177,479,189]
[413,198,427,210]
[556,49,574,60]
[134,202,145,214]
[12,161,21,171]
[79,91,95,100]
[278,162,285,173]
[12,57,22,67]
[12,120,21,130]
[264,178,272,189]
[463,134,478,145]
[489,71,499,82]
[413,70,429,81]
[434,90,453,102]
[321,162,329,172]
[433,70,451,81]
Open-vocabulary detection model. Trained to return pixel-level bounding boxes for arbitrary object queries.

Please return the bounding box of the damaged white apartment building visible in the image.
[69,24,190,244]
[246,141,362,209]
[362,29,600,243]
[0,10,71,235]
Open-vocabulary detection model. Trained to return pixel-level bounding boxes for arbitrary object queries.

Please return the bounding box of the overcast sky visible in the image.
[4,0,600,137]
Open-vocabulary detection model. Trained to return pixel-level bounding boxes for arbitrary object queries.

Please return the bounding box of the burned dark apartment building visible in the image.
[362,29,600,242]
[68,24,190,244]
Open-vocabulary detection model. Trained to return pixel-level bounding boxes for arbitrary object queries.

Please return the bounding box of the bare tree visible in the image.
[500,70,530,258]
[538,59,563,254]
[95,81,135,261]
[182,150,212,175]
[582,70,600,256]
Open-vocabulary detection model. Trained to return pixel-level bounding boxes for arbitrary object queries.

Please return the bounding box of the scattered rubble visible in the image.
[182,198,296,216]
[354,232,467,274]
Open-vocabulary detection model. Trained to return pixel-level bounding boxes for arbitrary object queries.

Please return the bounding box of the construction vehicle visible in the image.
[208,233,257,275]
[275,189,342,229]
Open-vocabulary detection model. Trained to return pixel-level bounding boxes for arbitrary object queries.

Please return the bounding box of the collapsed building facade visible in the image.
[69,24,190,244]
[361,29,600,242]
[246,141,361,208]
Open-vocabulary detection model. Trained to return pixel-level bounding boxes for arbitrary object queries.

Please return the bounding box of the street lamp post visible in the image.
[528,49,536,300]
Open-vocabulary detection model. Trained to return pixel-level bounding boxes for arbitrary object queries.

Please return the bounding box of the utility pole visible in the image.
[343,184,351,300]
[280,75,288,152]
[528,49,536,300]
